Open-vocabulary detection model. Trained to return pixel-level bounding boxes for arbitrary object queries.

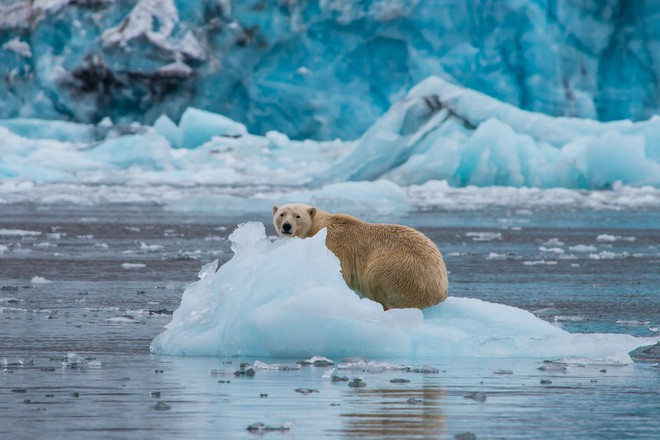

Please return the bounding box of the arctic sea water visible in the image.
[1,202,659,439]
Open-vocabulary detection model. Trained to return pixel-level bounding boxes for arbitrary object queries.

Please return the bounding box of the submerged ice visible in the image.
[150,222,658,360]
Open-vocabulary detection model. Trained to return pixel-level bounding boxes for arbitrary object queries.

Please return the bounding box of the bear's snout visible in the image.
[282,223,292,234]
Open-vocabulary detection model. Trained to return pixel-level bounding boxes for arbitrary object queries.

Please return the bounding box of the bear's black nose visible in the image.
[282,223,292,232]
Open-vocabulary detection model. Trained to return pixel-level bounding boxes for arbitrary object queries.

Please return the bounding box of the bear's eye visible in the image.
[280,213,284,217]
[296,215,301,219]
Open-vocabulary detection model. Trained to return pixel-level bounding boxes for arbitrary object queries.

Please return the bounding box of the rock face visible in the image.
[1,0,659,140]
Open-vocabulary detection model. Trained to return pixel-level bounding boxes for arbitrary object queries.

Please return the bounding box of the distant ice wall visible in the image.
[1,0,658,140]
[1,76,659,193]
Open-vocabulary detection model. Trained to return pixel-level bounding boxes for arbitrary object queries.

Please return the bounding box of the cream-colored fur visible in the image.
[272,203,448,310]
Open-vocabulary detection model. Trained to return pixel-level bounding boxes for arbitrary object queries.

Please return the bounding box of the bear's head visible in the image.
[272,203,317,238]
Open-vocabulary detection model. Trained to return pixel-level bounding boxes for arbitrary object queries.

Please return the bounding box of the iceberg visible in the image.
[317,77,660,189]
[1,0,659,140]
[150,222,658,359]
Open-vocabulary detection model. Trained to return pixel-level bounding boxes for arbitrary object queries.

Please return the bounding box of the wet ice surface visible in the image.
[1,203,659,439]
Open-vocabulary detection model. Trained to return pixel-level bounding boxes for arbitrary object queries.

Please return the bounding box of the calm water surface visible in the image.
[1,203,658,439]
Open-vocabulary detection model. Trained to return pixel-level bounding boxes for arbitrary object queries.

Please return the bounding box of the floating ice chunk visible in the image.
[139,242,163,252]
[596,234,636,242]
[554,316,588,322]
[151,222,659,359]
[465,232,502,241]
[589,251,629,260]
[0,229,41,236]
[62,353,88,369]
[121,263,146,269]
[299,356,334,366]
[569,244,598,252]
[616,320,651,326]
[541,238,565,247]
[337,358,409,372]
[30,276,51,284]
[33,242,57,248]
[523,260,557,266]
[252,360,301,371]
[106,316,139,324]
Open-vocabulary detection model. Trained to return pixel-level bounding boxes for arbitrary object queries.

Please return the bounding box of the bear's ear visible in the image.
[272,205,279,215]
[308,207,317,218]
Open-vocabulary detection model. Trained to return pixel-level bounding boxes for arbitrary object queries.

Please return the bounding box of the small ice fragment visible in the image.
[30,276,52,284]
[33,242,57,248]
[541,238,564,247]
[252,360,300,371]
[465,232,501,241]
[523,260,557,265]
[589,251,623,260]
[596,234,635,243]
[554,316,588,322]
[493,369,513,375]
[140,242,163,252]
[62,353,87,369]
[616,320,651,326]
[409,365,440,374]
[569,244,597,252]
[121,263,146,269]
[105,316,138,324]
[0,229,41,236]
[299,356,334,366]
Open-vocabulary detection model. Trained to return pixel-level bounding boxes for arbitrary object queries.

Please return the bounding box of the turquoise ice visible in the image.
[150,222,658,360]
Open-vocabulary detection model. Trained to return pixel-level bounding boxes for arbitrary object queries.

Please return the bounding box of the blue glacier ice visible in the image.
[1,76,659,208]
[150,222,659,359]
[1,0,659,140]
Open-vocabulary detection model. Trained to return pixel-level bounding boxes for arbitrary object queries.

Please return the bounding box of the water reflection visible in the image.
[337,385,446,438]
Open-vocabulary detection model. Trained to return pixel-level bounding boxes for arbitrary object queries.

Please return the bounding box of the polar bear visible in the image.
[272,203,448,310]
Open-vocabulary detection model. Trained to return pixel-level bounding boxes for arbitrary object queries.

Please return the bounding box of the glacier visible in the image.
[150,222,659,359]
[1,76,659,212]
[1,0,659,140]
